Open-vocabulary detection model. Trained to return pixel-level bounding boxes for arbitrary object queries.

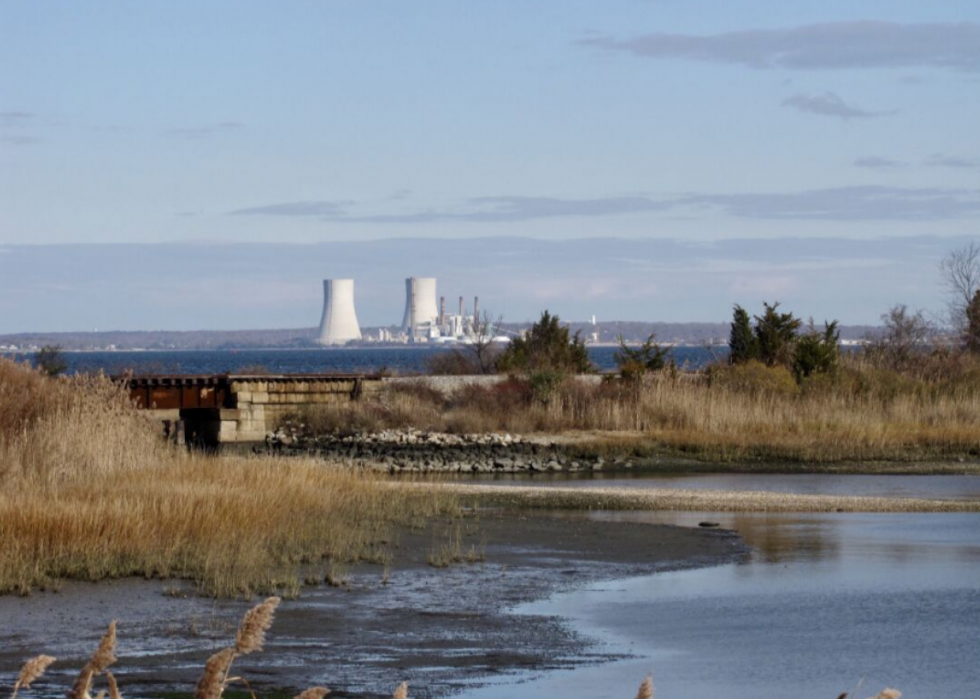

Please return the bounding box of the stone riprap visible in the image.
[265,427,626,474]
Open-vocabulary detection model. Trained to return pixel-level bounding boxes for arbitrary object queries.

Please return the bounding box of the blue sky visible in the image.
[1,1,979,330]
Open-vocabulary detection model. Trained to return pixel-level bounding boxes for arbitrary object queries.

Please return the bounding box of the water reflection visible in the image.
[461,512,980,699]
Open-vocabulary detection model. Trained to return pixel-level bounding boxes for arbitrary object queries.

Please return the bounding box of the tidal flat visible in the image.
[0,513,744,699]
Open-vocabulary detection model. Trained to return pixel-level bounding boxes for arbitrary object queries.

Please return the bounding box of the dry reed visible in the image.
[635,675,653,699]
[301,365,980,463]
[194,649,235,699]
[0,359,459,597]
[66,622,116,699]
[392,681,408,699]
[8,655,55,699]
[234,597,280,655]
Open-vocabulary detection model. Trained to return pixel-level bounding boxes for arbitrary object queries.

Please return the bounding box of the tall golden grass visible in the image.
[0,359,457,596]
[4,597,901,699]
[301,360,980,462]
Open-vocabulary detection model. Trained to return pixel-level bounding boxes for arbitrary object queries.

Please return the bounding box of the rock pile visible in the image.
[263,427,630,474]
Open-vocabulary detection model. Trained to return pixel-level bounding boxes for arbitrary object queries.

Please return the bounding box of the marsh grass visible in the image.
[301,361,980,462]
[0,359,458,597]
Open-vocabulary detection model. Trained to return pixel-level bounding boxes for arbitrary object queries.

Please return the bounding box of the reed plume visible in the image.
[105,672,122,699]
[392,682,408,699]
[67,622,117,699]
[635,675,653,699]
[293,688,330,699]
[866,691,901,699]
[194,648,235,699]
[234,597,280,655]
[9,655,56,699]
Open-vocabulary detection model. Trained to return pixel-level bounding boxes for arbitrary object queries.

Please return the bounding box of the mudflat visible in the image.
[0,512,744,699]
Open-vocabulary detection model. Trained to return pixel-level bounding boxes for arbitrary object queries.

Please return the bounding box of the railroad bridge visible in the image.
[122,373,383,445]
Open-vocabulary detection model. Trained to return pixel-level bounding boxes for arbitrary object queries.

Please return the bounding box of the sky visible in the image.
[1,1,979,331]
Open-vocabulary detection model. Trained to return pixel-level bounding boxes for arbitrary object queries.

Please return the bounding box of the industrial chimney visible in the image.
[316,279,362,345]
[401,277,439,332]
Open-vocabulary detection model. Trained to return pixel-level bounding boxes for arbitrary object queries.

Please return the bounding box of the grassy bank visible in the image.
[0,359,457,597]
[429,482,980,513]
[298,359,980,463]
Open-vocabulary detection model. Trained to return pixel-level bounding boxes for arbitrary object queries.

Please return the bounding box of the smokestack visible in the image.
[474,296,479,321]
[458,296,464,317]
[439,296,446,325]
[316,279,362,345]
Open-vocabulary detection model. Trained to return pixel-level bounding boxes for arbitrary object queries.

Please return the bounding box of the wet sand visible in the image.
[0,513,744,699]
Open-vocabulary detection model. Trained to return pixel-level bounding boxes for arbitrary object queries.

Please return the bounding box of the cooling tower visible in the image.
[317,279,362,345]
[401,277,439,331]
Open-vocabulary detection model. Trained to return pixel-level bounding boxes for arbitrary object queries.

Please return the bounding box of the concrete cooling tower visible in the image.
[401,277,439,331]
[317,279,362,345]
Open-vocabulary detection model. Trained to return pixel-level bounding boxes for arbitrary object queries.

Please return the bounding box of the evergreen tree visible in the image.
[35,345,68,377]
[614,333,670,381]
[497,311,592,375]
[792,319,840,380]
[754,302,802,368]
[728,305,758,365]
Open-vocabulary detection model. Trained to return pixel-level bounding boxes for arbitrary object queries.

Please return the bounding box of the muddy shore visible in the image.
[0,512,744,699]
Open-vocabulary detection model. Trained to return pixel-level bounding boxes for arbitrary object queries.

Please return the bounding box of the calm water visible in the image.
[4,346,716,375]
[463,510,980,699]
[467,472,980,500]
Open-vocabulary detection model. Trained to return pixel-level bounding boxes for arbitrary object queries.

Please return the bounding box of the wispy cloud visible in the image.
[233,186,980,224]
[925,153,980,169]
[580,21,980,71]
[854,156,903,169]
[166,121,243,139]
[1,135,40,146]
[0,111,34,127]
[685,186,980,221]
[231,200,352,217]
[782,92,893,120]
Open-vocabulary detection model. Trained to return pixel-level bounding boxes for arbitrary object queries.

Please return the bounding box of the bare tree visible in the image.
[465,311,504,374]
[864,304,935,370]
[424,311,503,375]
[939,242,980,333]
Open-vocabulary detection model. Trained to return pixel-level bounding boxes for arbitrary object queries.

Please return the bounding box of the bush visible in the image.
[35,345,67,376]
[793,321,840,381]
[497,311,592,376]
[614,333,670,381]
[710,360,800,397]
[426,349,482,376]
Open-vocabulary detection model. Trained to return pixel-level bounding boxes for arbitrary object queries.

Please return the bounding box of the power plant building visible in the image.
[401,277,439,338]
[316,279,362,345]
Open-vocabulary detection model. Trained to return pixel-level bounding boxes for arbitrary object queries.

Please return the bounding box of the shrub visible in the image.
[426,349,482,376]
[35,345,68,377]
[710,360,800,397]
[793,320,840,381]
[614,333,670,381]
[497,311,592,375]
